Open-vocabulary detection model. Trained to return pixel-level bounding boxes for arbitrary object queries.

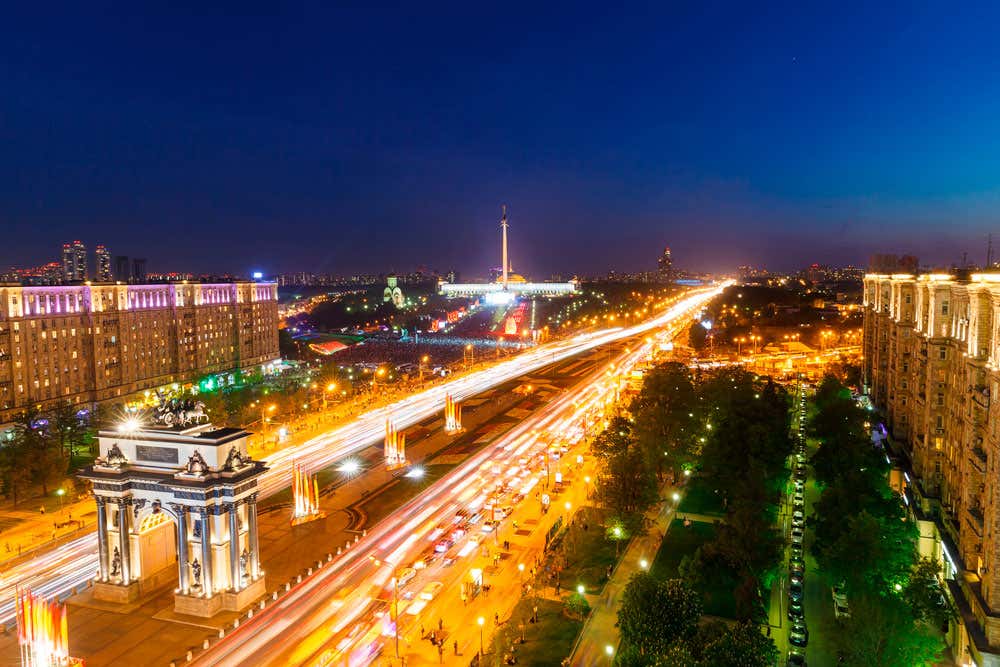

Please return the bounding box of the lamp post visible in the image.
[465,344,474,370]
[262,404,276,444]
[477,616,485,657]
[56,488,65,513]
[323,383,336,410]
[392,576,400,659]
[419,355,429,384]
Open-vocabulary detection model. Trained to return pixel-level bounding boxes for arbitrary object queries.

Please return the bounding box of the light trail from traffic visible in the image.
[0,284,726,631]
[193,288,718,666]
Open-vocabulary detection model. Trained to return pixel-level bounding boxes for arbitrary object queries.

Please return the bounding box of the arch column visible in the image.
[247,493,260,579]
[199,507,213,595]
[117,498,132,584]
[171,504,190,594]
[96,496,110,581]
[227,502,241,591]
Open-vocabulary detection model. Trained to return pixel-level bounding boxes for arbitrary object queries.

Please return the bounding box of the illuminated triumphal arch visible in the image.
[78,416,267,617]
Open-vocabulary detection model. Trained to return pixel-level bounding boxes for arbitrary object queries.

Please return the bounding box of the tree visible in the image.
[0,439,32,506]
[699,621,778,667]
[592,416,634,458]
[631,362,700,478]
[48,402,86,459]
[688,321,707,351]
[904,559,955,630]
[650,644,697,667]
[595,447,659,524]
[564,591,590,620]
[618,574,702,656]
[13,407,64,496]
[837,592,943,666]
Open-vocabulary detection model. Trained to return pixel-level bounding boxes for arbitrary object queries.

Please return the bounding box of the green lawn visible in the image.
[677,476,726,516]
[557,506,620,593]
[358,463,456,528]
[650,518,737,619]
[488,597,583,667]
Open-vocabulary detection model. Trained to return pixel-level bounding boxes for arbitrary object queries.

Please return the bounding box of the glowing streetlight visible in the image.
[639,558,648,570]
[577,584,585,595]
[477,616,485,656]
[56,488,65,513]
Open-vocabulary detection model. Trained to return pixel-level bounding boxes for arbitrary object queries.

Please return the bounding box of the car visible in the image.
[832,583,848,605]
[790,572,804,586]
[434,538,454,553]
[834,600,851,619]
[789,581,804,601]
[787,650,807,666]
[793,510,804,520]
[789,555,805,568]
[419,581,444,601]
[790,562,805,576]
[792,518,805,531]
[787,598,805,621]
[789,622,809,647]
[396,568,417,587]
[791,528,804,544]
[790,542,803,556]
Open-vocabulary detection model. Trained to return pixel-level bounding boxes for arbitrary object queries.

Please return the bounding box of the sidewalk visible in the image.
[570,493,678,666]
[0,494,95,565]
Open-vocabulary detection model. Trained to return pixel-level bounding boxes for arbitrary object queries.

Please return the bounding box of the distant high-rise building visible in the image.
[115,255,130,282]
[61,240,87,282]
[132,258,147,283]
[657,246,674,283]
[95,245,112,281]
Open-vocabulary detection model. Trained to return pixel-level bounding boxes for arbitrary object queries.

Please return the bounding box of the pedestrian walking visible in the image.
[453,640,459,656]
[438,618,443,631]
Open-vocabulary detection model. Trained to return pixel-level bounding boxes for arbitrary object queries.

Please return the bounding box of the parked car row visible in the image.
[788,386,809,667]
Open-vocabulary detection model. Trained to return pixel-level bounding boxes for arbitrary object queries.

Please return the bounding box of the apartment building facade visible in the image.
[864,271,1000,666]
[0,281,279,425]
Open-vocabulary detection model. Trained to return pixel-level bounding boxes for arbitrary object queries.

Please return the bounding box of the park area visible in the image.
[488,597,583,667]
[650,518,738,619]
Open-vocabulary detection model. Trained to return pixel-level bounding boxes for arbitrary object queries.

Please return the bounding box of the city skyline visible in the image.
[5,4,1000,275]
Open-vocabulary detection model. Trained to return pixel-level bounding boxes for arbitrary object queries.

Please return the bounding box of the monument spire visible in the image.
[501,204,509,289]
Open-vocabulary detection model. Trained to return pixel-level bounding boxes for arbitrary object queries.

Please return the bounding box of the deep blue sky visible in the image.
[3,2,1000,277]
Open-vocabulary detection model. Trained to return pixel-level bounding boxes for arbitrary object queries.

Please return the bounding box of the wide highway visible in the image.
[192,288,717,666]
[0,284,725,630]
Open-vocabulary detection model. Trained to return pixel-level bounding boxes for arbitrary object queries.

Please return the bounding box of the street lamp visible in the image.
[56,488,65,513]
[576,584,585,595]
[605,644,615,662]
[477,616,485,657]
[639,558,648,570]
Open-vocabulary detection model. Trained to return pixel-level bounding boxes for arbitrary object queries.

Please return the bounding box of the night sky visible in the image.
[3,2,1000,277]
